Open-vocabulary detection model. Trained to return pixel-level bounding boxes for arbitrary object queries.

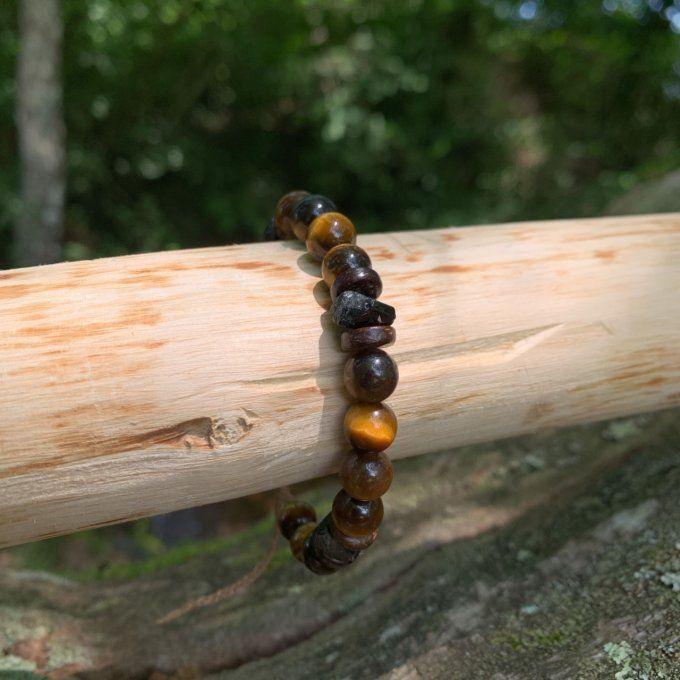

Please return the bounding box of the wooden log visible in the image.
[0,213,678,548]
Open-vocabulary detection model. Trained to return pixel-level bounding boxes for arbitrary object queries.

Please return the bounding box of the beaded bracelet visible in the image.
[264,191,398,575]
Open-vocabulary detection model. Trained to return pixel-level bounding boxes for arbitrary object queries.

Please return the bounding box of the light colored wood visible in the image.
[0,213,679,548]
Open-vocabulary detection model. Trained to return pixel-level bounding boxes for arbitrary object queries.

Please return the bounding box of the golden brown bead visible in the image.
[331,489,384,537]
[306,212,356,261]
[344,349,399,403]
[330,522,378,551]
[340,450,393,500]
[290,521,316,562]
[274,190,309,240]
[277,500,317,540]
[343,402,397,452]
[322,244,371,287]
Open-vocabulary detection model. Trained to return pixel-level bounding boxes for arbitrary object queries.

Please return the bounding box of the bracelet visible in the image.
[264,191,398,575]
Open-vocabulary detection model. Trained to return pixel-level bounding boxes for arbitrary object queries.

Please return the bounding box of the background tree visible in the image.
[15,0,65,266]
[0,1,678,266]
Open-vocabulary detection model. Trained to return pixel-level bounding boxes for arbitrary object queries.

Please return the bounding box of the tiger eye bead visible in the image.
[332,291,396,329]
[290,521,317,562]
[277,500,317,540]
[344,349,399,403]
[331,267,382,302]
[291,194,336,241]
[306,212,356,261]
[322,244,372,288]
[304,513,360,575]
[340,450,393,501]
[340,325,396,352]
[274,190,310,240]
[344,402,398,452]
[332,490,384,537]
[330,522,378,551]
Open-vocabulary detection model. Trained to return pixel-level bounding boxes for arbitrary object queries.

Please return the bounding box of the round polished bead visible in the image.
[306,212,356,261]
[344,402,397,452]
[340,450,393,501]
[344,349,398,403]
[291,194,336,241]
[321,244,371,288]
[330,522,378,551]
[274,190,309,240]
[303,513,360,575]
[277,500,317,540]
[340,325,396,352]
[332,291,396,329]
[331,490,384,537]
[331,266,382,302]
[290,521,316,562]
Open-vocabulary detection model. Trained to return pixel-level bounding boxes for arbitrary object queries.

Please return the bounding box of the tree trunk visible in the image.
[15,0,65,267]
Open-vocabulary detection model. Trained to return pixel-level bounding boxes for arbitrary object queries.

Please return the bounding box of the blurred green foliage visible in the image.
[0,0,679,266]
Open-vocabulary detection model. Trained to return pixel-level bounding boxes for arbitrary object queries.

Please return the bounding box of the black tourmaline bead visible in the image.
[330,266,382,302]
[291,194,337,241]
[340,325,396,352]
[263,217,278,241]
[303,513,361,575]
[331,291,396,329]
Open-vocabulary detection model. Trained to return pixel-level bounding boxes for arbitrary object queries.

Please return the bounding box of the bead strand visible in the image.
[267,191,398,575]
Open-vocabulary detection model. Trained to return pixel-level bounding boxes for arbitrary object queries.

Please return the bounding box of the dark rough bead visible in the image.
[275,190,309,240]
[340,449,393,501]
[340,325,396,352]
[330,522,378,551]
[278,500,317,540]
[331,267,382,302]
[291,194,336,241]
[331,291,396,329]
[303,544,337,575]
[344,349,398,403]
[344,402,398,452]
[306,212,356,260]
[332,490,384,537]
[322,244,371,288]
[303,513,360,575]
[263,217,278,241]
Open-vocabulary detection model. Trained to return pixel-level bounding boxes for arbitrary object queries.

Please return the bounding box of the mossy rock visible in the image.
[1,410,679,678]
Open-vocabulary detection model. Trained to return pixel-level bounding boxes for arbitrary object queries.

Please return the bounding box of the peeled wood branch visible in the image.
[1,213,679,548]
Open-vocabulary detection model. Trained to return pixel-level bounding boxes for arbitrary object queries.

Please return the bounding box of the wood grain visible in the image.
[1,213,679,548]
